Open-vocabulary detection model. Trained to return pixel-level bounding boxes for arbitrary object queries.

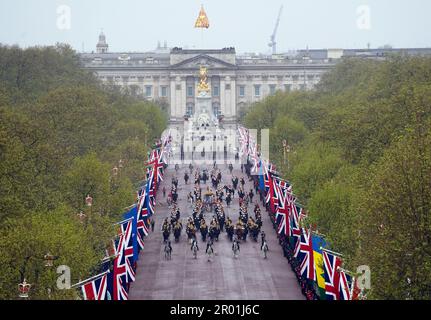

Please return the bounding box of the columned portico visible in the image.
[86,35,431,126]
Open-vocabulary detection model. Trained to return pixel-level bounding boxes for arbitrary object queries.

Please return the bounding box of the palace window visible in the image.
[160,86,168,97]
[225,84,231,90]
[186,104,194,115]
[284,84,292,92]
[254,85,261,97]
[213,103,221,117]
[239,86,245,97]
[145,86,153,97]
[213,86,220,97]
[187,86,194,97]
[269,84,277,95]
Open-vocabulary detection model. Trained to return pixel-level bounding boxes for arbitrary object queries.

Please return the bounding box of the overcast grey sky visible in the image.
[0,0,430,54]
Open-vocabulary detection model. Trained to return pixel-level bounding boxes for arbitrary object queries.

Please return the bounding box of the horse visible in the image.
[232,240,240,259]
[174,224,182,242]
[162,225,171,242]
[191,240,199,259]
[226,224,234,241]
[261,241,269,259]
[242,226,249,241]
[250,225,259,242]
[218,214,225,232]
[206,243,214,262]
[163,229,170,242]
[209,225,220,242]
[164,242,172,260]
[200,225,208,242]
[186,225,196,243]
[235,226,244,241]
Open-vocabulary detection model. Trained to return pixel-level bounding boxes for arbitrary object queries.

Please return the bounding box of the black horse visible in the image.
[226,225,234,241]
[174,225,182,242]
[209,226,220,242]
[200,225,208,242]
[163,228,170,242]
[250,225,259,242]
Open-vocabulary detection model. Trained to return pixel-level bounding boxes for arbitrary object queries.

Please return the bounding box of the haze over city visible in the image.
[1,0,430,53]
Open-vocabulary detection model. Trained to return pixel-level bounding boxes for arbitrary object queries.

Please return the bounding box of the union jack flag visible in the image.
[323,251,343,300]
[294,228,316,281]
[290,204,303,240]
[264,171,278,213]
[274,177,292,200]
[275,198,290,236]
[120,220,136,283]
[137,205,150,246]
[148,149,164,184]
[109,237,129,300]
[339,269,353,300]
[81,272,108,300]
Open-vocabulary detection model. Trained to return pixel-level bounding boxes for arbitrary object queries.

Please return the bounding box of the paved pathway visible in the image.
[129,163,303,300]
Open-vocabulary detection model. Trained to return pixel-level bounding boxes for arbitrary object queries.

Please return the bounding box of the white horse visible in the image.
[164,242,172,260]
[191,240,199,259]
[261,241,269,259]
[206,244,214,262]
[232,240,240,259]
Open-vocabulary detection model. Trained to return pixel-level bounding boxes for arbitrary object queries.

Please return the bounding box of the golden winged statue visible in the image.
[198,65,210,94]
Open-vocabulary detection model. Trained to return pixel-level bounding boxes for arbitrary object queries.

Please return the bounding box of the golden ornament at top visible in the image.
[194,5,210,29]
[198,66,210,94]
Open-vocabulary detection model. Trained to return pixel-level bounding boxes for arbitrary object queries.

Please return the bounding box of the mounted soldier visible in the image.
[186,222,197,243]
[162,218,171,242]
[225,217,234,241]
[200,219,208,242]
[174,220,182,242]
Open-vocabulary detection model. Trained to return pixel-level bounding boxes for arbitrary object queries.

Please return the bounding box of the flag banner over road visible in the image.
[237,125,364,300]
[77,134,172,300]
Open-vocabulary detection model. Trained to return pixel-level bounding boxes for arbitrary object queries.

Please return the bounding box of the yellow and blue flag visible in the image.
[312,234,327,299]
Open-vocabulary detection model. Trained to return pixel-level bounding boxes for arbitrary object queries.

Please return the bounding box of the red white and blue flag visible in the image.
[339,269,353,300]
[275,197,290,236]
[81,272,108,300]
[323,251,343,300]
[294,228,316,281]
[120,220,136,283]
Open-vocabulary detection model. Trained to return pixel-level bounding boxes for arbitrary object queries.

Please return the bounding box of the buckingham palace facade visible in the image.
[80,33,431,123]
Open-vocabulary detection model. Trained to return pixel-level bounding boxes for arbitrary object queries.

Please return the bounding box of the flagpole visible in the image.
[321,247,343,257]
[337,266,355,276]
[113,216,134,226]
[71,270,109,289]
[311,230,326,238]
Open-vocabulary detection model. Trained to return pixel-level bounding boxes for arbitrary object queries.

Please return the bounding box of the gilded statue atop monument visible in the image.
[197,65,210,94]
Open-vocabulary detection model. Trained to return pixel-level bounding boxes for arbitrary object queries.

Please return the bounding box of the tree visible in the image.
[360,127,431,299]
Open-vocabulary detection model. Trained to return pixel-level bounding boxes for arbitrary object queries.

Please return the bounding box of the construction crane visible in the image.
[268,5,284,55]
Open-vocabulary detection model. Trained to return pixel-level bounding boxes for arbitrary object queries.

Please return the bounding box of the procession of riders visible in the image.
[161,163,268,260]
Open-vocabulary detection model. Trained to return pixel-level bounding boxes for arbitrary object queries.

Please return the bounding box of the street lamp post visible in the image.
[112,166,119,177]
[43,253,56,267]
[85,195,93,207]
[282,140,291,171]
[77,211,87,223]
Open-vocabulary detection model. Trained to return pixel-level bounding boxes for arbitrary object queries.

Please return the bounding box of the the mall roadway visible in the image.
[129,162,304,300]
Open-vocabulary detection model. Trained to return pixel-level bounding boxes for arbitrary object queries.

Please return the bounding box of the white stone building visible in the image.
[80,33,431,124]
